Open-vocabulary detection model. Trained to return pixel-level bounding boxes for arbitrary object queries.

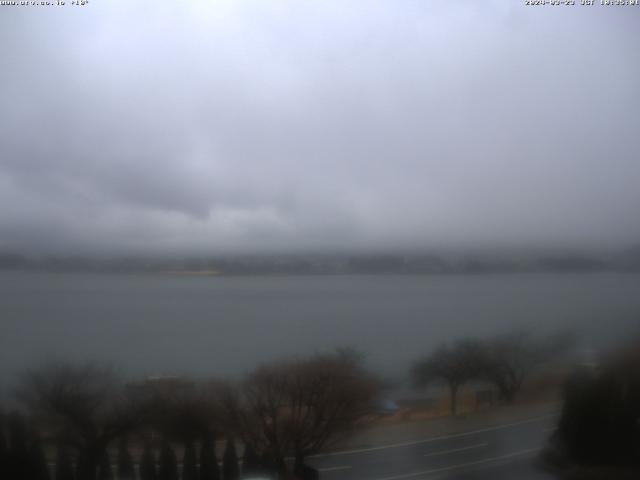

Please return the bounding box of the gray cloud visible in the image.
[1,0,639,254]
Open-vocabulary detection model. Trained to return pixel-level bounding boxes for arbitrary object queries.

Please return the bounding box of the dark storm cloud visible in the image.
[0,0,639,254]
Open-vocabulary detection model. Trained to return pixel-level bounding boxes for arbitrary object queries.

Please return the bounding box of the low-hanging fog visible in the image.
[1,1,639,256]
[3,8,640,478]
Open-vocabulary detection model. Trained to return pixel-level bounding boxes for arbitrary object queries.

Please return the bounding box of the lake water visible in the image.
[2,271,640,390]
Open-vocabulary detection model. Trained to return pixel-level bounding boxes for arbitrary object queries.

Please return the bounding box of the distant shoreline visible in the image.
[2,269,640,278]
[158,270,221,276]
[1,251,640,276]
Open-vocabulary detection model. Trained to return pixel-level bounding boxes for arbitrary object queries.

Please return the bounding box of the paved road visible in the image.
[308,414,558,480]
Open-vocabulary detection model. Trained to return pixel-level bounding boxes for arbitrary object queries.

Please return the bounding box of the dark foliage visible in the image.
[241,443,261,478]
[28,433,50,480]
[158,441,178,480]
[55,446,76,480]
[139,444,157,480]
[199,434,220,480]
[116,440,135,480]
[19,363,150,480]
[7,412,31,480]
[145,380,223,445]
[97,450,114,480]
[77,446,109,480]
[0,412,6,480]
[182,441,198,480]
[259,452,277,478]
[222,440,239,480]
[555,344,640,467]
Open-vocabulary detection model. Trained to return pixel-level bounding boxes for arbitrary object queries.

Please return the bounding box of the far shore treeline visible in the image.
[2,248,640,275]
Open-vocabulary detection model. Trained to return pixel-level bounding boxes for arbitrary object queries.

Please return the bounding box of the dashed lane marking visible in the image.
[310,413,556,458]
[423,442,488,457]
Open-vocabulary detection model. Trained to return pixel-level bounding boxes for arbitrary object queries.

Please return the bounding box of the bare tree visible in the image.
[482,329,575,403]
[480,331,541,403]
[225,350,380,478]
[412,339,485,415]
[145,379,225,444]
[18,362,150,480]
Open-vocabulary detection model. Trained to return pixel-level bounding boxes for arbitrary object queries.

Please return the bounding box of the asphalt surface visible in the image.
[308,413,558,480]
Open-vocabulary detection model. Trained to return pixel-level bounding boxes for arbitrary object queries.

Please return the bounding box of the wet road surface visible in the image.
[308,414,558,480]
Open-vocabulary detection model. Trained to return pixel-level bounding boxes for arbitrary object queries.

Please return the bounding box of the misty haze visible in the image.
[1,1,640,480]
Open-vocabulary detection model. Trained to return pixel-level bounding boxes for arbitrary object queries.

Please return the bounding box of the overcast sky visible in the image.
[0,1,638,255]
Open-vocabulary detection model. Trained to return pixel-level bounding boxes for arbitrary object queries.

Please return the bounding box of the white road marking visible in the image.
[374,448,539,480]
[310,413,556,458]
[423,442,488,457]
[319,465,353,472]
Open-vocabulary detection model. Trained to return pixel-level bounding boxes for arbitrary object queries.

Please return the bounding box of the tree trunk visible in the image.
[502,387,516,404]
[450,384,459,416]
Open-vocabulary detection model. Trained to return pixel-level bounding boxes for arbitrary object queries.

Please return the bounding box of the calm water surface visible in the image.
[1,271,640,389]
